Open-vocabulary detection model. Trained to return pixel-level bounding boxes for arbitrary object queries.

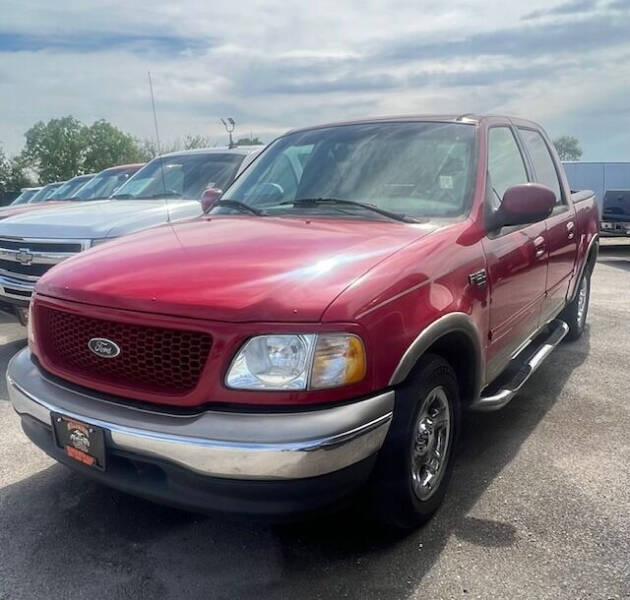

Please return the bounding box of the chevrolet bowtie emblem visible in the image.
[15,249,34,266]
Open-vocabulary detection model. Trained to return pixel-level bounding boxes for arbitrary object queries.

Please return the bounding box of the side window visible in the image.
[518,128,563,205]
[487,127,529,206]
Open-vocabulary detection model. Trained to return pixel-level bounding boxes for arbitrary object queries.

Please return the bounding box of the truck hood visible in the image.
[38,216,436,322]
[0,199,202,239]
[0,201,68,220]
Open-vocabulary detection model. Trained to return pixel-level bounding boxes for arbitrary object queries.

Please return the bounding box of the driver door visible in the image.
[482,126,548,383]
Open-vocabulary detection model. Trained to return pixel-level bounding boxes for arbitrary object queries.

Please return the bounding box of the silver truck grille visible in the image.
[0,237,89,302]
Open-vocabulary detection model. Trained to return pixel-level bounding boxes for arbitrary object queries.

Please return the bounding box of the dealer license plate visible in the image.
[52,413,106,470]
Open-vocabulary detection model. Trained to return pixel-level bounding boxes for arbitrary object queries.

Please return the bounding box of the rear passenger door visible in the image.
[482,126,548,383]
[517,127,577,322]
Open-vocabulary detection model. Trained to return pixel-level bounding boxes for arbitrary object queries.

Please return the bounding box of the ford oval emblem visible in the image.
[88,337,121,358]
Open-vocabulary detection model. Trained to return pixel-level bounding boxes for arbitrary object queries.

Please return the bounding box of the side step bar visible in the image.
[471,319,569,412]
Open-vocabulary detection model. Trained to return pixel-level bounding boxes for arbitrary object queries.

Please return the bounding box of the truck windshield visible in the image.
[30,183,63,203]
[11,189,39,205]
[112,153,244,200]
[50,176,94,200]
[74,168,139,200]
[218,122,477,220]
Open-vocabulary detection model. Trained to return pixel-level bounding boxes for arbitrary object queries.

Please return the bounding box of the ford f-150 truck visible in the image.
[8,115,599,528]
[0,147,261,323]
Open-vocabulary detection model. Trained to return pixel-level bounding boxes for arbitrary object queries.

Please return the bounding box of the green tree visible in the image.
[82,120,146,173]
[236,136,262,146]
[138,138,183,161]
[6,155,33,190]
[0,148,33,192]
[23,116,87,183]
[183,134,213,150]
[553,136,583,161]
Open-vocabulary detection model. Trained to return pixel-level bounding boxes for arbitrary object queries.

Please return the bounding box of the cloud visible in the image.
[378,13,628,64]
[0,0,629,161]
[522,0,598,20]
[0,31,209,55]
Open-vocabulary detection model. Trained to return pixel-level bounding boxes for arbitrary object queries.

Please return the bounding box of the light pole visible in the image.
[221,118,236,149]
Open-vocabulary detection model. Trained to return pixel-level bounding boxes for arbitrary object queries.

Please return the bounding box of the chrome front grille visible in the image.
[0,237,89,302]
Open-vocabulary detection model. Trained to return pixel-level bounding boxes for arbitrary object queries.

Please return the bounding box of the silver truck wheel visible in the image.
[369,354,460,529]
[411,386,452,501]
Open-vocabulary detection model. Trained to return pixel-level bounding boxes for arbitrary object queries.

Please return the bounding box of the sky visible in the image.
[0,0,629,160]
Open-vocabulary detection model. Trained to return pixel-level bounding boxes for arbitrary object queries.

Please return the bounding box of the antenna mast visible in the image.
[148,71,161,155]
[148,71,170,223]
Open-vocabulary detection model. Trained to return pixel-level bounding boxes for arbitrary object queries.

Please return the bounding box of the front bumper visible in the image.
[0,272,35,306]
[601,220,630,236]
[8,348,394,513]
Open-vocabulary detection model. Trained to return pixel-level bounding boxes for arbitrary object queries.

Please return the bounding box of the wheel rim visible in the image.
[577,277,588,326]
[410,385,452,501]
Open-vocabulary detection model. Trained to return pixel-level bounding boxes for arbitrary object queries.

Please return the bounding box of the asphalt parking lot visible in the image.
[1,240,629,600]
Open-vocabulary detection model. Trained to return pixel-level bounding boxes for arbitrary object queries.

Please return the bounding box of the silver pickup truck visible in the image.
[0,146,262,323]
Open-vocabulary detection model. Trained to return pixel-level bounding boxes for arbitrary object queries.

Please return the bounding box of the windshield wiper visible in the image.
[213,199,264,216]
[112,193,133,199]
[281,197,420,223]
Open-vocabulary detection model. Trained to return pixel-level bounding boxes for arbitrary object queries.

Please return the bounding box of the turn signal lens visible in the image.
[26,302,35,349]
[310,334,366,389]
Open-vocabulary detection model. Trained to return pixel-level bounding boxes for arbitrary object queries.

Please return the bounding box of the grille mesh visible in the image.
[37,306,211,394]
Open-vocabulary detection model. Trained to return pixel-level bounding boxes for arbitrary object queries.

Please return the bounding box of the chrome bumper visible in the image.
[0,272,35,303]
[8,348,394,480]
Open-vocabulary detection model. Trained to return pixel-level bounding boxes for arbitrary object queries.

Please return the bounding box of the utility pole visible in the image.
[221,118,236,148]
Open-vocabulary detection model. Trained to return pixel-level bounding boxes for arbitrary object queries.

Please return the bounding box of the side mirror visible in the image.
[497,183,555,228]
[200,187,223,212]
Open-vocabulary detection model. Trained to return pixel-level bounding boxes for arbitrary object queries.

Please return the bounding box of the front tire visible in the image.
[369,354,460,529]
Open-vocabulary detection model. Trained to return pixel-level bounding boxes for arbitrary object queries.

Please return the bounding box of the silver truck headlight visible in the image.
[90,238,112,247]
[226,333,366,391]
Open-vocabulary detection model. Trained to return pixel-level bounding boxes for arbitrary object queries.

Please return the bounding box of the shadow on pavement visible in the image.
[598,242,630,272]
[0,332,590,600]
[0,336,26,399]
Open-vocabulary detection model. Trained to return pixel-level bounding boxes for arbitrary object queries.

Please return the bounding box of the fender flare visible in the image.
[388,312,484,398]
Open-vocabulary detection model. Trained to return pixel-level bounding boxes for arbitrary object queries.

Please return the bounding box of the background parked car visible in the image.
[72,163,144,201]
[0,182,67,221]
[563,161,630,237]
[47,173,96,200]
[28,181,66,203]
[10,187,42,205]
[0,146,263,323]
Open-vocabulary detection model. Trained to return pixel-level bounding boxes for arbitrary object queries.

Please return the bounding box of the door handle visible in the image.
[534,236,545,259]
[567,221,575,240]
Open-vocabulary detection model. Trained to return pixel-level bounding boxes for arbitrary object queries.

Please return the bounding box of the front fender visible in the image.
[388,312,484,396]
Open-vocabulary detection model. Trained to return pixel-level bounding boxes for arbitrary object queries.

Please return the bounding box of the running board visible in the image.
[471,319,569,412]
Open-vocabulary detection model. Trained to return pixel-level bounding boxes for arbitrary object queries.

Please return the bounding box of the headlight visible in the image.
[226,333,366,391]
[90,238,111,247]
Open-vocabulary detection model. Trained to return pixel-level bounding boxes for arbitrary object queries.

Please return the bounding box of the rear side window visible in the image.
[487,127,528,206]
[518,128,563,205]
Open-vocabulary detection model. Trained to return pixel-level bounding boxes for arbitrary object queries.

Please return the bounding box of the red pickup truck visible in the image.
[9,115,599,528]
